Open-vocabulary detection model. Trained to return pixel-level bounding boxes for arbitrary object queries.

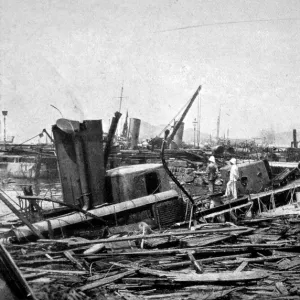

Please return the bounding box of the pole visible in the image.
[216,107,221,141]
[2,111,8,150]
[117,85,125,137]
[197,95,199,147]
[119,86,124,112]
[193,118,197,148]
[3,116,5,149]
[195,127,196,148]
[198,93,202,147]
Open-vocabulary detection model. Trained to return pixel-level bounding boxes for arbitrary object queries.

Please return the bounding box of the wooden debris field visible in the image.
[2,215,300,300]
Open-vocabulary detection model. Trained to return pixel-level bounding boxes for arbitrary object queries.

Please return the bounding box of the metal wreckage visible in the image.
[1,89,300,299]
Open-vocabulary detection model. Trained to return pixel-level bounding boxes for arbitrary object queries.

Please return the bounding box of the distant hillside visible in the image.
[139,120,210,143]
[139,121,165,140]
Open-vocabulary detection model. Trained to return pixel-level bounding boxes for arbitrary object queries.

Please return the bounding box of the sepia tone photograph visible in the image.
[0,1,300,299]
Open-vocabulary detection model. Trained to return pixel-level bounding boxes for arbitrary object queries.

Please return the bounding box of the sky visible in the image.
[0,0,300,143]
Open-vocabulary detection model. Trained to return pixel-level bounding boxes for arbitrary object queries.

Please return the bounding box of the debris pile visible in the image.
[3,215,300,300]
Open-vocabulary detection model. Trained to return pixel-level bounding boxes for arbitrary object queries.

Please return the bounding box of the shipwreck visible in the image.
[1,94,300,298]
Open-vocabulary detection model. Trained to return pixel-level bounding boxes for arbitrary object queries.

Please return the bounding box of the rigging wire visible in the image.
[13,132,44,147]
[156,17,300,33]
[157,97,191,137]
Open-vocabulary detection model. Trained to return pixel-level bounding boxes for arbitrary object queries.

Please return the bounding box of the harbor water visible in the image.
[0,176,62,222]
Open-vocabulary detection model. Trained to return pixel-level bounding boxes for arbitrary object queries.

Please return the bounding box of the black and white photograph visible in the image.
[0,1,300,299]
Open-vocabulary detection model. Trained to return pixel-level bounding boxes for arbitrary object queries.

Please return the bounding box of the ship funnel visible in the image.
[293,129,298,148]
[128,118,141,149]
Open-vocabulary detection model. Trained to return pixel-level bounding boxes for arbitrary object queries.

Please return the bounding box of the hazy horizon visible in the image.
[1,0,299,143]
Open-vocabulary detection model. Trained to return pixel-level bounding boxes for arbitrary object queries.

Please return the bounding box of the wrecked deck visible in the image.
[1,216,300,300]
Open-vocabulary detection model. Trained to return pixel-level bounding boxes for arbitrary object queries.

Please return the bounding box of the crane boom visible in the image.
[167,85,202,146]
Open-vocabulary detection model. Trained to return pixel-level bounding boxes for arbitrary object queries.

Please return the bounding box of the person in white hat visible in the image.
[224,158,239,200]
[206,156,218,194]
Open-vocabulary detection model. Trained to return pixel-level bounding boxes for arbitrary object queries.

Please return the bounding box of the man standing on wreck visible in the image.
[224,158,239,200]
[206,156,218,195]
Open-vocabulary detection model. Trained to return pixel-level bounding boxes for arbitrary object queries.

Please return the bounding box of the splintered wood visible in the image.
[3,216,300,300]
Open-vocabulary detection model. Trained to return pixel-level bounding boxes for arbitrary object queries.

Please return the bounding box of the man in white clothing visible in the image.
[224,158,239,200]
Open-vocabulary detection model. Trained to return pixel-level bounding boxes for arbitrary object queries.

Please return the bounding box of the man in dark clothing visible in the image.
[206,156,218,194]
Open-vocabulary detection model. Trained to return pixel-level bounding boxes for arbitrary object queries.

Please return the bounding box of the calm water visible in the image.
[0,177,62,221]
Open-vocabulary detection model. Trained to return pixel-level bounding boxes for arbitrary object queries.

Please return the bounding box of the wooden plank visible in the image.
[79,270,136,291]
[278,258,300,270]
[23,271,49,280]
[64,250,86,271]
[235,261,248,272]
[37,226,250,245]
[204,203,252,219]
[170,271,268,283]
[180,235,234,247]
[61,226,250,246]
[187,252,203,273]
[16,258,68,266]
[221,255,296,265]
[0,243,38,300]
[112,262,269,283]
[20,267,88,275]
[122,277,175,286]
[275,282,289,295]
[159,253,252,270]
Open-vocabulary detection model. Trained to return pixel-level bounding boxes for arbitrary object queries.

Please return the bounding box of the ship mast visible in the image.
[216,106,221,141]
[117,85,125,137]
[118,85,124,112]
[197,93,201,147]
